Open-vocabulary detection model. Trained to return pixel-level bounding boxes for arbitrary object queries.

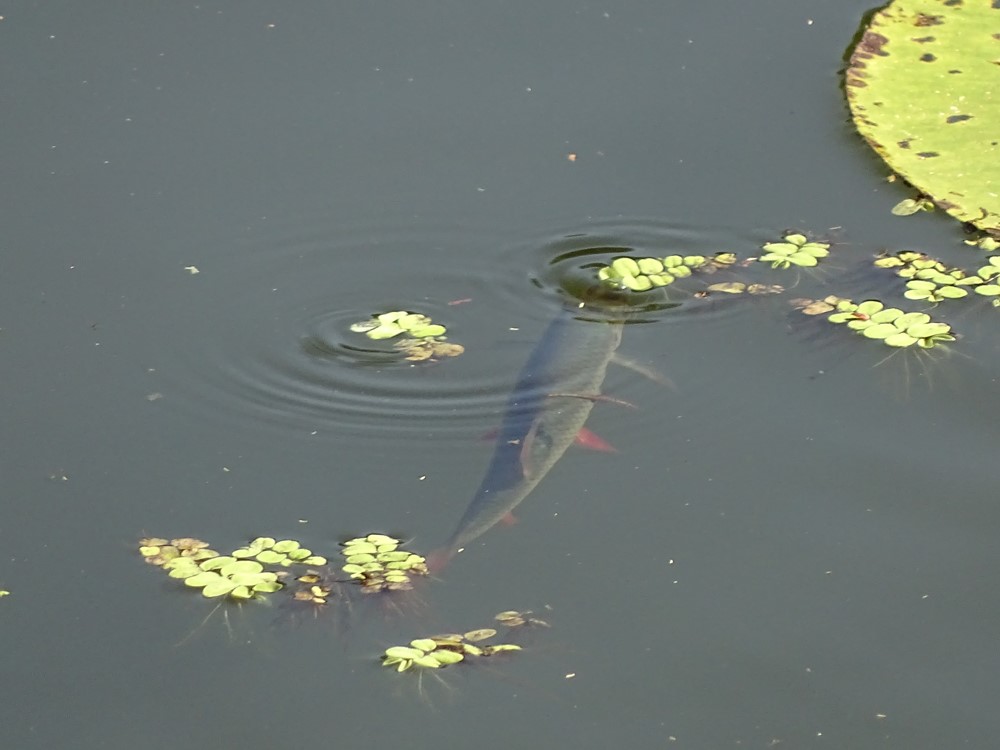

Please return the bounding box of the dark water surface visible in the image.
[4,1,999,748]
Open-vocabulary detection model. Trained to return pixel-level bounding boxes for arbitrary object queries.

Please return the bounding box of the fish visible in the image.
[431,304,625,568]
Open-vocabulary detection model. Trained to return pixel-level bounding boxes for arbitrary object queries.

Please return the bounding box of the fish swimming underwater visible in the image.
[431,304,626,567]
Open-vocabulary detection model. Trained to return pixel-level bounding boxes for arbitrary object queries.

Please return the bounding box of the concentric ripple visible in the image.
[164,217,762,444]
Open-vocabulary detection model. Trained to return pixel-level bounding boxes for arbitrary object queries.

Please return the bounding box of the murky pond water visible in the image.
[4,1,1000,748]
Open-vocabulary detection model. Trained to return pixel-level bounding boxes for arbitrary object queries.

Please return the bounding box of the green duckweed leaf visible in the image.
[870,307,903,324]
[894,311,931,328]
[884,332,917,347]
[366,324,405,340]
[220,560,265,576]
[346,553,376,565]
[343,541,378,554]
[253,581,284,594]
[762,242,798,255]
[409,324,447,338]
[377,550,410,562]
[255,550,285,564]
[936,285,968,299]
[199,556,236,571]
[611,257,641,277]
[907,322,951,338]
[892,198,926,216]
[396,313,430,331]
[228,585,255,599]
[862,322,901,340]
[637,258,664,274]
[623,275,652,292]
[430,650,464,666]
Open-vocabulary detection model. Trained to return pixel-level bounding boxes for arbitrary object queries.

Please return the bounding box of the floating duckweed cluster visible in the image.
[168,557,284,600]
[823,299,956,349]
[596,232,830,293]
[140,533,432,602]
[597,253,737,292]
[140,536,333,601]
[382,621,524,673]
[757,233,830,269]
[139,537,220,567]
[231,537,327,567]
[340,534,429,593]
[874,251,982,302]
[350,311,464,361]
[351,311,447,340]
[964,236,1000,253]
[972,257,1000,305]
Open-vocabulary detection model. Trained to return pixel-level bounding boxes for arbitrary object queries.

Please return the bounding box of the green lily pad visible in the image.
[846,0,1000,234]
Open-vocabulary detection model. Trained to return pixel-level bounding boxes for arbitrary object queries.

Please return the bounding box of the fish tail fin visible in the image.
[425,547,454,575]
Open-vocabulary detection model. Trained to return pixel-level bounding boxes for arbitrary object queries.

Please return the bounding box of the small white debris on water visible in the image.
[564,673,576,679]
[184,265,200,274]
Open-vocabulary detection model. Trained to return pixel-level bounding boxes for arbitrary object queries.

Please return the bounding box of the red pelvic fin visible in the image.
[500,512,519,526]
[575,427,617,453]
